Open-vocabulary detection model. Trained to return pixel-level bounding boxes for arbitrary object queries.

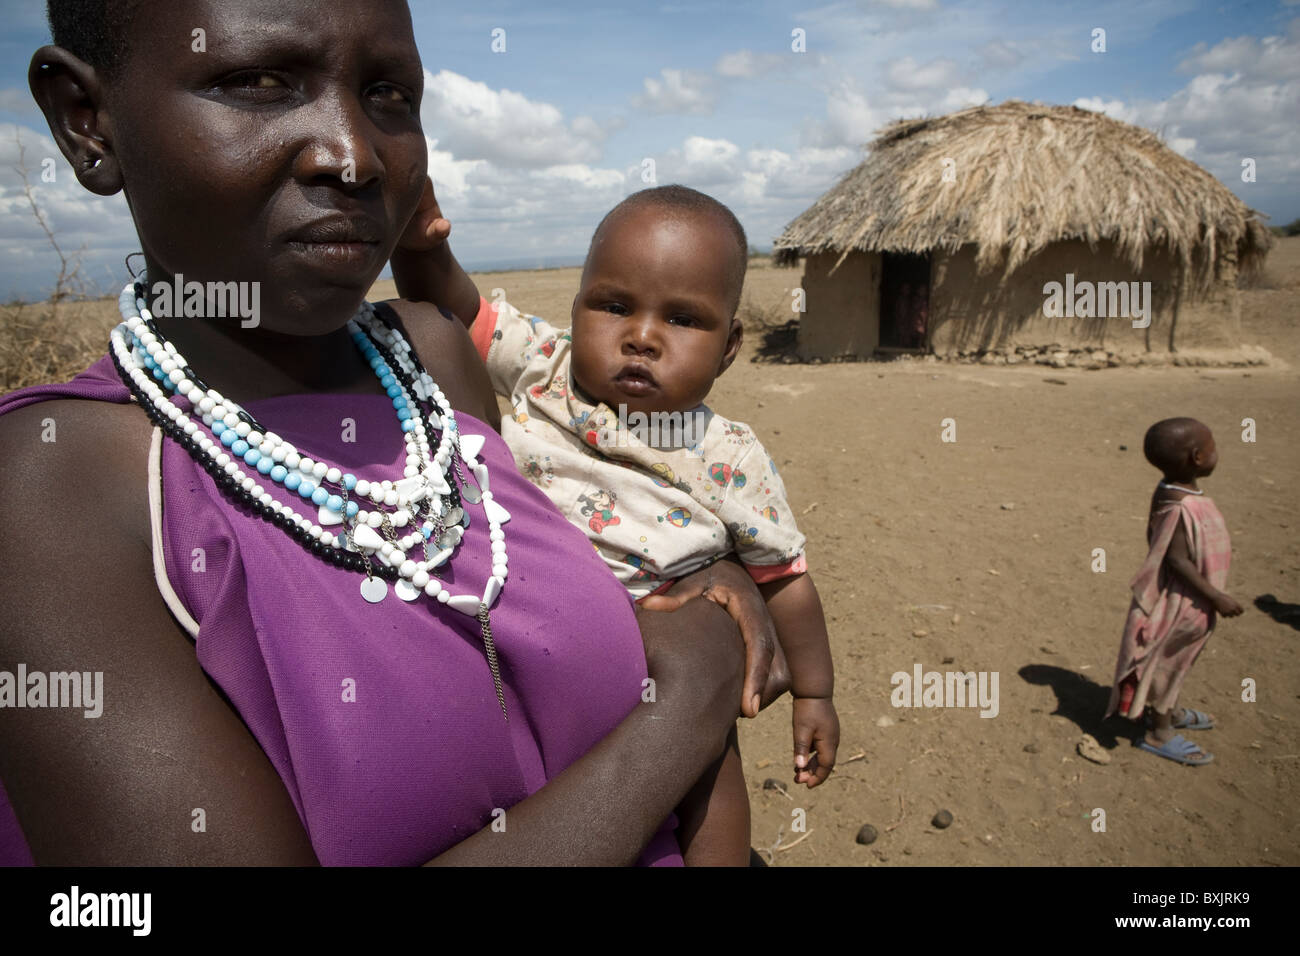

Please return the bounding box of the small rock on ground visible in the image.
[1077,733,1111,765]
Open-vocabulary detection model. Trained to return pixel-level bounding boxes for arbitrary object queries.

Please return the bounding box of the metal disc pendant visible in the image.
[444,506,464,526]
[394,579,420,602]
[360,577,388,604]
[461,484,482,504]
[437,529,459,548]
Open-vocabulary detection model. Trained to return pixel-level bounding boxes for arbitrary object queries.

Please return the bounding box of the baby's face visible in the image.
[569,206,742,417]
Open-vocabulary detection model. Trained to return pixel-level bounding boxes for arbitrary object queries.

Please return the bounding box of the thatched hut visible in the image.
[774,100,1272,361]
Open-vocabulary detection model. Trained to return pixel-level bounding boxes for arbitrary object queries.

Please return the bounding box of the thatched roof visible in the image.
[773,100,1272,286]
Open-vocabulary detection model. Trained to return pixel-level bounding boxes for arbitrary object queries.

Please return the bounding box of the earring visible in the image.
[82,154,103,170]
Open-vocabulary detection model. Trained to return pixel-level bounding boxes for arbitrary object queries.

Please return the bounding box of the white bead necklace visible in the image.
[108,278,510,718]
[1158,481,1203,495]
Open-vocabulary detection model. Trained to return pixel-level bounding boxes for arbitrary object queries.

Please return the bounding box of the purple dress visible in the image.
[0,353,681,866]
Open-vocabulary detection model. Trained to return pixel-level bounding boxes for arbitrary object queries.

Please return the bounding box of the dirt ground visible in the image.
[374,239,1300,867]
[7,239,1296,867]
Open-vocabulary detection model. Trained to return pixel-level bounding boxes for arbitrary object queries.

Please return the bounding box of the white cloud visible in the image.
[425,138,483,203]
[1072,97,1139,123]
[420,69,610,169]
[645,137,855,211]
[979,40,1025,70]
[715,50,788,78]
[803,77,990,149]
[1073,20,1299,211]
[802,82,888,148]
[634,68,716,115]
[0,124,137,301]
[673,136,741,184]
[1140,70,1299,177]
[1177,21,1300,80]
[0,88,40,117]
[738,146,858,203]
[942,87,990,110]
[885,56,964,91]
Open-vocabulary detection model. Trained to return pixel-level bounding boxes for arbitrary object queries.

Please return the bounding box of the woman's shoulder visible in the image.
[0,397,158,624]
[0,398,153,520]
[372,298,501,432]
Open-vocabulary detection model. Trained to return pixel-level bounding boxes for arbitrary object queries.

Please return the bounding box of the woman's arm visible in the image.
[638,557,790,716]
[0,404,753,865]
[0,402,321,865]
[427,596,745,866]
[429,561,785,864]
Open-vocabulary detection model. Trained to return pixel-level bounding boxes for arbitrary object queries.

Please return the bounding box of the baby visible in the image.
[1106,417,1243,765]
[398,184,837,864]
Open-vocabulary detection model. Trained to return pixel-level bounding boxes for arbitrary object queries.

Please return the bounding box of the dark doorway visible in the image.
[879,252,931,351]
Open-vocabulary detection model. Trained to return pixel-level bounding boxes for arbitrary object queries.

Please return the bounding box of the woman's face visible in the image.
[101,0,427,335]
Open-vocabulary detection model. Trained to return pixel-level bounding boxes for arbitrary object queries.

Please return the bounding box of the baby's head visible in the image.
[1144,417,1219,481]
[569,185,746,417]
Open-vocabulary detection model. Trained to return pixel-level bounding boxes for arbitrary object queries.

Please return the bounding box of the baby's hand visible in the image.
[396,177,453,253]
[792,697,839,788]
[1214,592,1244,617]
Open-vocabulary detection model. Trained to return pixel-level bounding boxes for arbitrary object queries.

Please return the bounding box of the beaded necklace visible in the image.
[108,278,510,719]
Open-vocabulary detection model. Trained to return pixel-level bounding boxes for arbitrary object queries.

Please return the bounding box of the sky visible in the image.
[0,0,1296,301]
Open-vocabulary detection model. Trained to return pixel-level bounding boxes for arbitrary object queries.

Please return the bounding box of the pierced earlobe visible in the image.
[76,151,123,196]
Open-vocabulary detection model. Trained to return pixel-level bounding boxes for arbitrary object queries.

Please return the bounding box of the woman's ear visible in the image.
[28,45,123,197]
[717,318,744,376]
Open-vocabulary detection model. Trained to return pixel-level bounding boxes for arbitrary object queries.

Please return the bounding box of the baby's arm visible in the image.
[1166,521,1243,616]
[758,572,839,787]
[390,178,482,328]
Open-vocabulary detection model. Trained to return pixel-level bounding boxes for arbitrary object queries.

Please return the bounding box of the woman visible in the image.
[0,0,785,865]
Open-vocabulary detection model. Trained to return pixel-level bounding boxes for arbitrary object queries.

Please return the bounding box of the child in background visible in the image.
[398,183,838,865]
[1106,417,1243,765]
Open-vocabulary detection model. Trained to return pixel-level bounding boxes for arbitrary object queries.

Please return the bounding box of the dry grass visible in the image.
[773,99,1273,288]
[0,297,119,393]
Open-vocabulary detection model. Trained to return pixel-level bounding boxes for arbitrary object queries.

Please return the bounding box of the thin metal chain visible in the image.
[378,511,401,547]
[338,486,377,584]
[477,604,508,721]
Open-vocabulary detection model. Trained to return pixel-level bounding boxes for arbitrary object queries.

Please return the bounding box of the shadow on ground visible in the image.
[1019,663,1144,750]
[752,320,799,363]
[1255,594,1300,632]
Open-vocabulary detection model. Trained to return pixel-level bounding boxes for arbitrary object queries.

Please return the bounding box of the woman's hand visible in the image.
[638,559,789,718]
[430,596,749,865]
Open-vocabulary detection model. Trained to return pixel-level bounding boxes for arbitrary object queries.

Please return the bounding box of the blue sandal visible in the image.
[1138,734,1213,766]
[1171,708,1215,730]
